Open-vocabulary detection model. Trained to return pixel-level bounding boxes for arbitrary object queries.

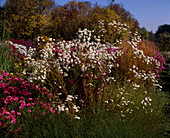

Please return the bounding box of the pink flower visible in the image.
[18,127,22,131]
[11,115,15,118]
[28,98,33,101]
[22,103,26,107]
[17,112,21,116]
[14,130,18,134]
[31,103,35,106]
[86,75,91,79]
[49,93,53,97]
[0,77,3,81]
[1,70,5,74]
[4,91,10,95]
[14,97,19,101]
[5,111,10,115]
[155,70,158,73]
[11,110,16,115]
[4,100,9,104]
[6,116,11,119]
[27,103,31,107]
[11,118,16,124]
[27,110,31,113]
[68,80,74,84]
[98,75,102,79]
[51,110,55,113]
[19,106,24,110]
[14,78,19,81]
[0,122,2,126]
[50,108,55,113]
[4,73,10,77]
[20,96,24,100]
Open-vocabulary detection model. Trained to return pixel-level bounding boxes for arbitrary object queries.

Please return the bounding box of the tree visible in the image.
[139,27,149,39]
[148,31,156,42]
[50,1,92,40]
[155,24,170,36]
[0,5,5,40]
[109,4,139,33]
[4,0,54,40]
[155,24,170,51]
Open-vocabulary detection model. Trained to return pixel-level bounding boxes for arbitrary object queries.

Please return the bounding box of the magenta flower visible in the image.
[31,103,35,106]
[0,122,2,126]
[17,112,21,116]
[4,73,10,77]
[4,91,10,95]
[27,110,31,113]
[22,103,26,107]
[19,106,24,110]
[18,127,22,131]
[69,80,74,84]
[11,118,16,124]
[6,116,11,119]
[20,96,24,100]
[28,98,33,101]
[14,130,18,134]
[27,103,31,107]
[14,97,19,101]
[11,110,16,115]
[5,111,10,115]
[4,100,9,104]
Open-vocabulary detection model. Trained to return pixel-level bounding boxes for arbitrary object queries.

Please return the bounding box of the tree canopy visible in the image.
[1,0,140,41]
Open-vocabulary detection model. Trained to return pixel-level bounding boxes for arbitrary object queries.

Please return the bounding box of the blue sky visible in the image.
[0,0,170,33]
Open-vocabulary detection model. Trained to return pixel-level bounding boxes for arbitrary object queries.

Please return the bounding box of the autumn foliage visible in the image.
[1,0,139,42]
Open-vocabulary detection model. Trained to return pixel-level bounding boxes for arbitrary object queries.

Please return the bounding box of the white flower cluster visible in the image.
[98,20,129,44]
[51,94,80,119]
[141,96,153,113]
[51,28,123,78]
[7,41,27,56]
[23,37,56,82]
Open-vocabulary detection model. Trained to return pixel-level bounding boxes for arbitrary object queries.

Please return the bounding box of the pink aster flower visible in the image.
[14,97,19,101]
[4,100,9,104]
[17,112,21,116]
[11,110,16,115]
[18,127,22,131]
[27,110,31,113]
[11,118,16,124]
[4,73,10,77]
[6,116,11,119]
[19,106,24,110]
[28,98,33,101]
[14,130,18,134]
[27,103,31,107]
[31,103,35,106]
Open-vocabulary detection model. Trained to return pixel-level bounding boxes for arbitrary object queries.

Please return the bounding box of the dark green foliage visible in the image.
[156,24,170,36]
[155,24,170,52]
